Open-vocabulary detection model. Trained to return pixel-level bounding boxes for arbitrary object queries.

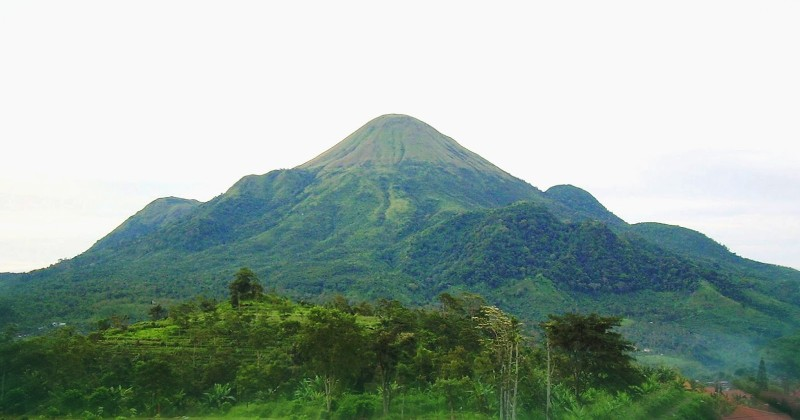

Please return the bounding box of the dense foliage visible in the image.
[0,284,721,419]
[3,195,799,381]
[1,113,799,385]
[541,313,640,400]
[405,203,699,293]
[766,330,800,380]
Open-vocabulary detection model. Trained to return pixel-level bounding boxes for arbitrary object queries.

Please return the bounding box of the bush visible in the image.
[335,393,379,419]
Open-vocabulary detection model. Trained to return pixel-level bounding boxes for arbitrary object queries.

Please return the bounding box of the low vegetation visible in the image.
[0,269,724,419]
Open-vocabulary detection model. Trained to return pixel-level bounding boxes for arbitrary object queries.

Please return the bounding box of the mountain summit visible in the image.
[299,114,507,176]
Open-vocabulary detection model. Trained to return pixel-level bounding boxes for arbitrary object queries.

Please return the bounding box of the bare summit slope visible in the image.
[299,114,512,177]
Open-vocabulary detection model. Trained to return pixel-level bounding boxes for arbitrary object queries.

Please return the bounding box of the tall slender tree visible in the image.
[475,305,521,420]
[756,357,768,391]
[372,299,416,416]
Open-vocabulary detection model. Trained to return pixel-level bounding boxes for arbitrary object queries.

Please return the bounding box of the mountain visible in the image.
[1,114,799,378]
[544,184,627,228]
[300,114,506,174]
[92,197,201,251]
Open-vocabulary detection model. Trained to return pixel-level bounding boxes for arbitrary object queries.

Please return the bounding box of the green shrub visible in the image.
[335,393,379,419]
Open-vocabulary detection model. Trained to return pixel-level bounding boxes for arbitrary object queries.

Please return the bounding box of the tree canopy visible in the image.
[0,289,720,419]
[228,267,263,308]
[540,312,641,400]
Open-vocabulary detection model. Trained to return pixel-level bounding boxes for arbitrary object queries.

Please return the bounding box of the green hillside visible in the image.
[92,197,201,251]
[1,114,799,380]
[0,288,723,419]
[544,184,627,228]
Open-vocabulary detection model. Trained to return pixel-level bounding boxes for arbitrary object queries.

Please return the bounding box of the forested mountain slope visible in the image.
[1,114,798,377]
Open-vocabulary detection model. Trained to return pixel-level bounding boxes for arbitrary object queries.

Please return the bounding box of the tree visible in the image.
[546,336,554,420]
[540,312,639,401]
[756,357,768,391]
[372,299,416,416]
[148,304,167,321]
[0,324,19,407]
[475,305,521,420]
[110,314,129,330]
[433,376,470,420]
[133,358,176,416]
[298,307,365,413]
[228,268,263,308]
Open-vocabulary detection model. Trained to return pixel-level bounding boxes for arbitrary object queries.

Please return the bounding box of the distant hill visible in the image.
[1,114,798,377]
[544,184,627,228]
[92,197,201,251]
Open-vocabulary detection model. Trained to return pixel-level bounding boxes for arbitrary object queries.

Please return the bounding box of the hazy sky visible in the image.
[1,1,798,273]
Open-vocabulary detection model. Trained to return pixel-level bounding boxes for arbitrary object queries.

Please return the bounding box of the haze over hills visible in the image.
[1,114,799,377]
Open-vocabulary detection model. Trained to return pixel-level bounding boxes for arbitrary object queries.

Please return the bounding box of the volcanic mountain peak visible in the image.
[298,114,507,176]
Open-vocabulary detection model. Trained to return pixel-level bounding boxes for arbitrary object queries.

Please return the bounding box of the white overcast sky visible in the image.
[1,1,798,273]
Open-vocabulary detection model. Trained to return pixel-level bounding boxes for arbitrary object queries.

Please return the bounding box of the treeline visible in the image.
[0,269,722,419]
